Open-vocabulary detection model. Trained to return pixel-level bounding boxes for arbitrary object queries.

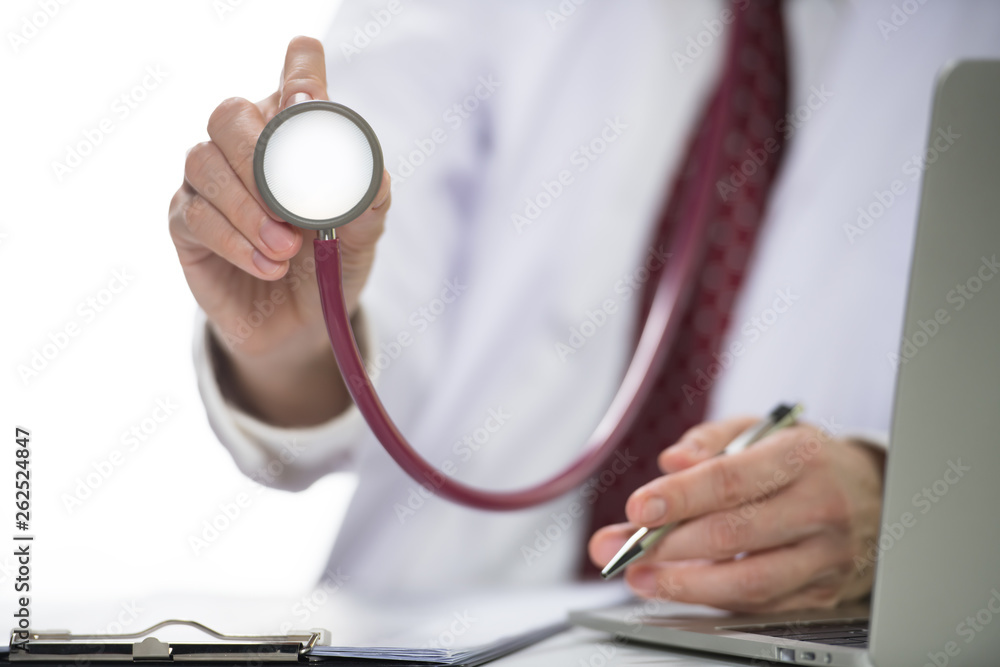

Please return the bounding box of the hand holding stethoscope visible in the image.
[169,37,391,427]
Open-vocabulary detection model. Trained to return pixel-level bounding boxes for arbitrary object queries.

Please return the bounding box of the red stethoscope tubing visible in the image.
[314,22,744,512]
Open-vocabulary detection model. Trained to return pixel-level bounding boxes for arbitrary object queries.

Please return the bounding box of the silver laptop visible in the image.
[570,60,1000,667]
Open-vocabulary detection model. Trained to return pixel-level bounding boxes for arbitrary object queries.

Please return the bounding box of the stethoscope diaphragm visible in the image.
[253,100,383,236]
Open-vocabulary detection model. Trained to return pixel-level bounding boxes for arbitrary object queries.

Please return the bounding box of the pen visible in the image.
[600,402,803,580]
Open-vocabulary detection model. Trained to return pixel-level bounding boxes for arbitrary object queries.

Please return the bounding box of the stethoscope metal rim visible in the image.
[252,100,384,231]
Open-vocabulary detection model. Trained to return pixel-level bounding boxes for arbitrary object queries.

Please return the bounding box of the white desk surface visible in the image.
[493,626,758,665]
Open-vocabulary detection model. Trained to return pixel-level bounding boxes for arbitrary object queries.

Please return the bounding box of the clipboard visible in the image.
[7,620,325,663]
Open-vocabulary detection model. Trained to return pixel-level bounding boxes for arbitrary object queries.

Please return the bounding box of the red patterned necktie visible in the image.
[582,0,789,577]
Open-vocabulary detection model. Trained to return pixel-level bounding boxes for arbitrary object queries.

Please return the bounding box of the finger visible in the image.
[207,97,272,216]
[624,534,850,612]
[335,170,391,314]
[169,186,289,280]
[372,168,392,210]
[645,480,829,562]
[658,415,759,473]
[587,523,634,569]
[337,169,391,247]
[626,427,809,527]
[279,35,328,109]
[257,90,280,123]
[184,141,302,262]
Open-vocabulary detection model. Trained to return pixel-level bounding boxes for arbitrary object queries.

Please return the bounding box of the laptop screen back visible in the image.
[871,60,1000,667]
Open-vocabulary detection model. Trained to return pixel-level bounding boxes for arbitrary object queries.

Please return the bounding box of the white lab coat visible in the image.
[193,1,1000,597]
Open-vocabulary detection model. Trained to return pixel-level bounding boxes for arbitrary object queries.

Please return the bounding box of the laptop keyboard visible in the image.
[736,619,870,647]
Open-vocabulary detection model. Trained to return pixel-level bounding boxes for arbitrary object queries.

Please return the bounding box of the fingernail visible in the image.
[628,567,657,596]
[260,218,297,253]
[288,92,312,106]
[252,249,282,274]
[675,437,703,456]
[639,497,667,525]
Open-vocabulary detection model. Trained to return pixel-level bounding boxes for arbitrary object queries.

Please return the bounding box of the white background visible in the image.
[1,0,358,625]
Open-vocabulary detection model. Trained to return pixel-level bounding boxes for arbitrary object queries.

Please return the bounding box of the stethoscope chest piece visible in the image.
[253,100,383,238]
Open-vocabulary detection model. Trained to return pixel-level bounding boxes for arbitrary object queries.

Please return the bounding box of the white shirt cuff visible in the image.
[193,308,373,491]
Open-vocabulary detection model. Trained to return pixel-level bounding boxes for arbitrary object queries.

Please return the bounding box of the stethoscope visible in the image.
[252,54,737,511]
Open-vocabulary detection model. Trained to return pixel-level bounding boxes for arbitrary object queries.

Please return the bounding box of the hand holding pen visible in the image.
[601,403,803,579]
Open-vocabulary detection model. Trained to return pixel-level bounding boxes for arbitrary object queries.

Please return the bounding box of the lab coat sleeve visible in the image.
[192,307,376,491]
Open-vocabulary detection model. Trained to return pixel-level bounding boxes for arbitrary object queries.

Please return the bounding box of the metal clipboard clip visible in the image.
[9,619,328,662]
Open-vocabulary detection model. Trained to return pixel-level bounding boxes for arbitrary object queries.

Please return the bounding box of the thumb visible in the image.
[657,415,758,473]
[278,35,329,110]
